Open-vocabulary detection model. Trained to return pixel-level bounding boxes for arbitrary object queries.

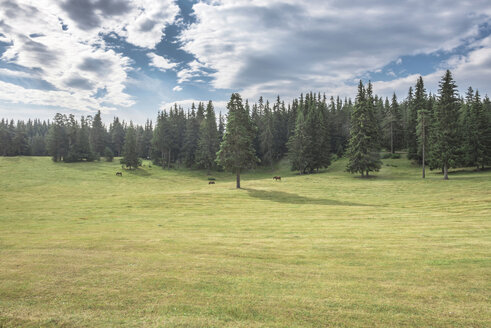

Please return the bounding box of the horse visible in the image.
[208,181,215,184]
[273,176,281,181]
[116,172,122,176]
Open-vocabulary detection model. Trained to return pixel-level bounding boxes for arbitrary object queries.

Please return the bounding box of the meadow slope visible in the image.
[0,156,490,327]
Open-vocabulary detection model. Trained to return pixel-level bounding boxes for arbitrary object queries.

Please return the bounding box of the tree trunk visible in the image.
[443,163,448,180]
[236,168,241,189]
[361,171,365,178]
[168,149,171,169]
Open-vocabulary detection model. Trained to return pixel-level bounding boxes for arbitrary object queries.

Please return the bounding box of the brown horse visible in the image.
[273,176,281,181]
[116,172,122,176]
[208,181,215,184]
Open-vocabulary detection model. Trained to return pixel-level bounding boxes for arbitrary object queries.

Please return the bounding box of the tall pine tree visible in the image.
[196,101,219,173]
[432,70,461,180]
[216,93,258,188]
[346,81,382,177]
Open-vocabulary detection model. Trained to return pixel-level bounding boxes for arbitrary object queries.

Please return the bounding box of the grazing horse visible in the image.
[273,176,281,181]
[208,181,215,184]
[116,172,122,176]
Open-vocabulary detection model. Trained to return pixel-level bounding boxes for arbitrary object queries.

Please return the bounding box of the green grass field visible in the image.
[0,156,490,327]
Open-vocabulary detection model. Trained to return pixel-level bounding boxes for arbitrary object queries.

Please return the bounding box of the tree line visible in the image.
[1,70,489,182]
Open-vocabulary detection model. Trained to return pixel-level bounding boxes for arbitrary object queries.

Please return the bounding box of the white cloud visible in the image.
[148,53,177,71]
[0,68,33,78]
[372,36,491,100]
[0,80,118,113]
[176,60,209,84]
[0,0,179,115]
[180,0,491,100]
[172,85,183,92]
[58,0,179,49]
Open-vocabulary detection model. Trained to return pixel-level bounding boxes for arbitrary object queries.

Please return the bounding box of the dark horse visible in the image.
[208,181,215,184]
[273,176,281,181]
[116,172,122,176]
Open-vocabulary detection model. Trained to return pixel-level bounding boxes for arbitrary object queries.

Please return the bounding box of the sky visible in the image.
[0,0,490,124]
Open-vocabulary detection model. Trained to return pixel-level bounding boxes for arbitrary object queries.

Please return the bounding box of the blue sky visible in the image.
[0,0,490,123]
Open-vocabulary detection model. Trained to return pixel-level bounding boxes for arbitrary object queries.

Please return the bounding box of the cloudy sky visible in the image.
[1,0,490,123]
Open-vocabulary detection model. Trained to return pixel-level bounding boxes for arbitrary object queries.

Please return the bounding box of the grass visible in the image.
[0,156,490,327]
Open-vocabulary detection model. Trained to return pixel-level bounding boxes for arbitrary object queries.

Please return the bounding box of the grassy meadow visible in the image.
[0,156,490,327]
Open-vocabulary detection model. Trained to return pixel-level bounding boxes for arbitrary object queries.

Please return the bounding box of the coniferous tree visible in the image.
[135,125,145,158]
[47,113,68,162]
[272,96,288,160]
[483,95,491,167]
[287,109,309,173]
[121,123,140,169]
[386,93,402,154]
[462,88,487,170]
[110,117,125,157]
[78,116,96,161]
[196,101,219,173]
[346,81,382,177]
[90,110,106,156]
[11,121,29,155]
[304,94,330,172]
[260,100,274,168]
[432,70,461,179]
[218,112,225,143]
[152,111,171,167]
[141,120,153,159]
[406,86,419,160]
[251,99,263,160]
[30,135,46,156]
[182,107,200,167]
[415,77,430,178]
[216,93,258,188]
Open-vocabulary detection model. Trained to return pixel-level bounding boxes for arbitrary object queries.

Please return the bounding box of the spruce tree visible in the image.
[287,109,309,174]
[121,123,140,169]
[483,95,491,167]
[462,89,487,170]
[78,116,96,161]
[196,101,219,173]
[406,86,419,160]
[182,108,200,167]
[12,121,29,155]
[216,93,258,188]
[141,120,153,159]
[90,110,106,156]
[386,93,402,154]
[110,117,125,157]
[346,81,382,177]
[218,112,225,143]
[260,100,274,168]
[415,77,429,178]
[151,111,172,168]
[47,113,68,162]
[433,70,461,180]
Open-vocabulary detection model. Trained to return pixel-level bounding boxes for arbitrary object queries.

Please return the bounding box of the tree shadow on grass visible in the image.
[244,188,370,206]
[127,168,151,177]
